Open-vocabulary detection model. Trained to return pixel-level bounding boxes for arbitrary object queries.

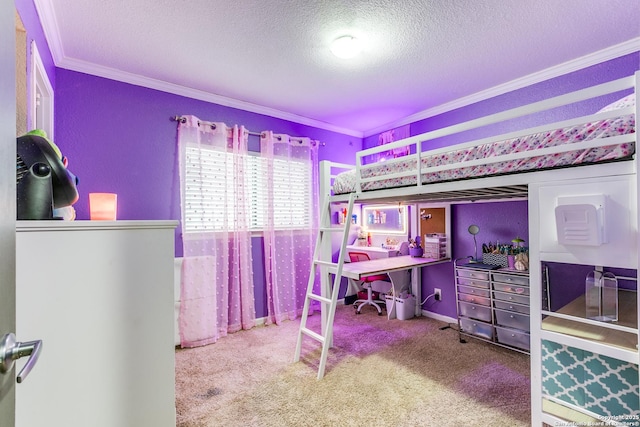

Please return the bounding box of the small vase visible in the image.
[507,255,516,270]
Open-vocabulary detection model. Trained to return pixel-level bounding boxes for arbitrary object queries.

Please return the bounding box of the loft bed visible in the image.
[320,74,637,205]
[298,71,640,425]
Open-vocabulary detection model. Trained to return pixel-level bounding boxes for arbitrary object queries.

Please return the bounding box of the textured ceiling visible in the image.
[35,0,640,136]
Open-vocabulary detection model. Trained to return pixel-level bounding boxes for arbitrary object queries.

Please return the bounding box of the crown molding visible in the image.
[33,0,64,63]
[33,0,363,138]
[59,56,364,138]
[363,37,640,137]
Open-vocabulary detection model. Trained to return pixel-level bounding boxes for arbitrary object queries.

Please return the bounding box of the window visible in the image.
[183,145,312,232]
[30,42,54,137]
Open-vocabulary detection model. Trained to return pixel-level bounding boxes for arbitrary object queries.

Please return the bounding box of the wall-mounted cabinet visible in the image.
[537,175,637,268]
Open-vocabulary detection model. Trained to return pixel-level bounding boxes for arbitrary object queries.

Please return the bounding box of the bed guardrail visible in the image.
[329,73,637,197]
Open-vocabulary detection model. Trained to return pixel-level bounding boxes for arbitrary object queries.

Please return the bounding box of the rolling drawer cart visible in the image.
[454,257,530,353]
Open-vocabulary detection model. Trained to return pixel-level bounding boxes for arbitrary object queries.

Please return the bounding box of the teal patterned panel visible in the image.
[542,340,639,423]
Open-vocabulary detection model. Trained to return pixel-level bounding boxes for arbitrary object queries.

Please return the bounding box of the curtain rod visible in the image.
[171,116,324,145]
[172,116,261,136]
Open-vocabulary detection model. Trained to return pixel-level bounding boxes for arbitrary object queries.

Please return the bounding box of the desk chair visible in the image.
[348,252,391,315]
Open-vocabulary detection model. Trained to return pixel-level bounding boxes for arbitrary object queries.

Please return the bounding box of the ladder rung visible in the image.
[314,260,337,268]
[300,327,325,343]
[307,293,332,305]
[319,226,345,233]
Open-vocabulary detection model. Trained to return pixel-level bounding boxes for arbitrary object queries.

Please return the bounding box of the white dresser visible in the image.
[15,220,178,427]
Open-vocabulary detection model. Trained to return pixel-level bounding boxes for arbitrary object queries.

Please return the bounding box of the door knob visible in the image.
[0,333,42,383]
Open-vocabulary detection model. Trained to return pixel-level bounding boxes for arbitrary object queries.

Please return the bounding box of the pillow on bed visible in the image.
[597,93,635,113]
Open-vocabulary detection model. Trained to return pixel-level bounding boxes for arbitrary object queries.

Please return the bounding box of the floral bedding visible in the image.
[333,99,636,195]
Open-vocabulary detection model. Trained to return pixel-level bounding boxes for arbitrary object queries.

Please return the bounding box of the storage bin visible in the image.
[493,272,529,286]
[456,269,490,281]
[385,294,415,320]
[385,294,396,319]
[494,300,530,315]
[456,277,490,289]
[423,234,447,260]
[458,301,492,322]
[494,308,530,332]
[495,325,530,351]
[457,284,491,298]
[457,292,491,306]
[459,317,493,340]
[493,282,529,296]
[493,290,529,305]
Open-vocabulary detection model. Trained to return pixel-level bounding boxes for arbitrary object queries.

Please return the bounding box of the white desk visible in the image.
[344,245,402,296]
[341,255,451,317]
[345,244,400,260]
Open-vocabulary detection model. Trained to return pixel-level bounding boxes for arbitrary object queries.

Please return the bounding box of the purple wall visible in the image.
[54,69,361,248]
[53,70,361,318]
[422,201,528,317]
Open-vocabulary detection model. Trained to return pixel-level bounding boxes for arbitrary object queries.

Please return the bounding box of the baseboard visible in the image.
[421,310,457,326]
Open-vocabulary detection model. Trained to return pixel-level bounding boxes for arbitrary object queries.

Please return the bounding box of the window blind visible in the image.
[184,145,312,232]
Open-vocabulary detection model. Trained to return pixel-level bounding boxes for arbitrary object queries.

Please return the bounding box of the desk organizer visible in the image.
[423,234,447,259]
[482,253,509,267]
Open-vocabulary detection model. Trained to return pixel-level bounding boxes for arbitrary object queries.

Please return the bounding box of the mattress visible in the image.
[333,95,636,195]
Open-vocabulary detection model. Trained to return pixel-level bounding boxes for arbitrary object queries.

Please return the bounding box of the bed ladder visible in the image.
[294,192,355,379]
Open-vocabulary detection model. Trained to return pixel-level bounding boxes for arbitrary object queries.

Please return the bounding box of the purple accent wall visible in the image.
[544,263,636,311]
[422,201,528,318]
[54,69,361,248]
[364,53,639,151]
[54,70,361,318]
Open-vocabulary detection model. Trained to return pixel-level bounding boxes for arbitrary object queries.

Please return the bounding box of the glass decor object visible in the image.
[89,193,118,220]
[585,270,618,322]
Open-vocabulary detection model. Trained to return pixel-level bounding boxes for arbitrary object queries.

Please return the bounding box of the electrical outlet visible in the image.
[434,288,442,301]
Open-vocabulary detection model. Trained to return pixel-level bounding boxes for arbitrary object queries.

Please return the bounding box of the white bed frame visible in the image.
[295,71,639,426]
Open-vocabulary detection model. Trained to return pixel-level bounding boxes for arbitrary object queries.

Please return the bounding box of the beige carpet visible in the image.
[175,304,531,426]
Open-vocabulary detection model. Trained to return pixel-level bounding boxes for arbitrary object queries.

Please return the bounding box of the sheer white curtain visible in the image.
[260,132,319,324]
[177,116,255,348]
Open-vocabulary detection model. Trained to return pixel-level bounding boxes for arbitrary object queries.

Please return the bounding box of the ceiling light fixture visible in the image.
[330,36,362,59]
